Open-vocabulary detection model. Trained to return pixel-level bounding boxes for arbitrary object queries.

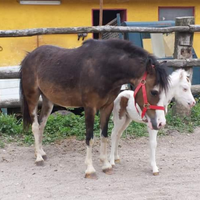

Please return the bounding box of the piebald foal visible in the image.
[110,69,196,175]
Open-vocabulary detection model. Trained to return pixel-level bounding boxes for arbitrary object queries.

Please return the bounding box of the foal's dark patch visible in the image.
[119,96,129,119]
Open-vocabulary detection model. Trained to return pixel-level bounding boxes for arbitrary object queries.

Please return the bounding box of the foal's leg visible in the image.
[99,103,113,174]
[84,107,97,179]
[148,127,159,175]
[38,94,53,161]
[110,115,131,166]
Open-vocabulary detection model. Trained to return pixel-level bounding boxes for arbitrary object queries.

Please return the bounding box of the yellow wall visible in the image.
[0,0,94,66]
[0,0,199,66]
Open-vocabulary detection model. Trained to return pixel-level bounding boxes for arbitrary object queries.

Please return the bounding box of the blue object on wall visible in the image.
[121,20,200,85]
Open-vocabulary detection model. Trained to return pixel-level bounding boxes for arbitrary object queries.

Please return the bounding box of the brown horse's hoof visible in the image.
[85,173,98,179]
[115,159,120,163]
[35,160,44,166]
[153,172,159,176]
[42,155,47,160]
[103,168,113,175]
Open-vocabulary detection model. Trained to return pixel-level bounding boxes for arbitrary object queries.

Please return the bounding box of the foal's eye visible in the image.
[151,90,158,96]
[183,88,188,92]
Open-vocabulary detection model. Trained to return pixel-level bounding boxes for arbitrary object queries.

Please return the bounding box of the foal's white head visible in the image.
[148,69,195,129]
[169,69,196,108]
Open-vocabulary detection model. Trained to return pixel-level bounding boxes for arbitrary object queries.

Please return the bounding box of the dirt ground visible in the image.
[1,127,200,200]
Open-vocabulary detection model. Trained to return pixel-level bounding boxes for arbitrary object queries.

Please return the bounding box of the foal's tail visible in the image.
[20,55,32,131]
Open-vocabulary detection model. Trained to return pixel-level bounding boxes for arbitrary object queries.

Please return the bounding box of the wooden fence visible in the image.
[1,25,200,37]
[0,16,200,114]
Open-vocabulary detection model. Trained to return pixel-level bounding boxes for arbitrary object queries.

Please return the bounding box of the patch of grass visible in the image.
[0,140,5,148]
[0,99,200,146]
[121,121,148,138]
[44,113,86,142]
[164,97,200,134]
[0,114,22,135]
[0,112,101,146]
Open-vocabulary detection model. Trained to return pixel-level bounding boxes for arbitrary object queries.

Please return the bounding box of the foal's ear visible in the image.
[186,75,190,82]
[179,69,191,82]
[179,71,184,80]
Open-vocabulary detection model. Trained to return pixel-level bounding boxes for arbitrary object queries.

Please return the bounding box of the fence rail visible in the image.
[1,16,200,111]
[1,25,200,37]
[1,59,200,79]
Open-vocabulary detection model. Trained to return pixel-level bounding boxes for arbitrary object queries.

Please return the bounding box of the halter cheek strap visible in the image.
[134,71,165,119]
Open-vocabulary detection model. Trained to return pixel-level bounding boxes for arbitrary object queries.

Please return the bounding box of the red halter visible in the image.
[134,71,165,119]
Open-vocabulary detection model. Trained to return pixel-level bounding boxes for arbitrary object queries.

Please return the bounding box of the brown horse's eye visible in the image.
[151,90,158,96]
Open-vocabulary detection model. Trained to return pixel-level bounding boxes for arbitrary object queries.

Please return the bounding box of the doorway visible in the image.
[92,9,126,39]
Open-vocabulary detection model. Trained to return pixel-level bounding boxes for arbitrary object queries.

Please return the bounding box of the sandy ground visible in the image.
[1,127,200,200]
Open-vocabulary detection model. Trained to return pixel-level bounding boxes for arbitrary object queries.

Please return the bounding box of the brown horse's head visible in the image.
[134,59,169,130]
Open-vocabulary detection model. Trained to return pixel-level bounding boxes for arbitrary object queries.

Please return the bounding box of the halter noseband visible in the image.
[134,71,165,119]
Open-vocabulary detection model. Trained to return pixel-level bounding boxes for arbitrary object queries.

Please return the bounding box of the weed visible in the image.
[0,140,5,148]
[0,101,200,146]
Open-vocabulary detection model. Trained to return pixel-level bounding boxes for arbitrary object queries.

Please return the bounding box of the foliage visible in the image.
[0,114,22,135]
[164,96,200,134]
[0,98,200,147]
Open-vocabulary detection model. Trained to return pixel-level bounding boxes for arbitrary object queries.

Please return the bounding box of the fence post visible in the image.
[173,16,194,116]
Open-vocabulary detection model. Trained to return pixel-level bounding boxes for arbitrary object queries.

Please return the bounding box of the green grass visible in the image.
[164,97,200,133]
[0,98,200,147]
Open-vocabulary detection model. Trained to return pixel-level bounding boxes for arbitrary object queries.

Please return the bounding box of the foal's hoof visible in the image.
[35,160,44,166]
[153,172,159,176]
[42,155,47,161]
[115,159,120,163]
[85,173,98,179]
[103,168,113,175]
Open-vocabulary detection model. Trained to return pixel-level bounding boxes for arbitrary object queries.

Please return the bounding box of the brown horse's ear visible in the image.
[146,58,154,74]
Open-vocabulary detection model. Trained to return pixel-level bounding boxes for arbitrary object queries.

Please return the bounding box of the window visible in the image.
[159,7,194,21]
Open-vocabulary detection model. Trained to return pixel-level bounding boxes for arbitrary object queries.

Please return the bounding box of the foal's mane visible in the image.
[170,69,191,86]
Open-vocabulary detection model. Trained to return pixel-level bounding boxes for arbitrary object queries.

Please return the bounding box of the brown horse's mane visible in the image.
[83,39,169,93]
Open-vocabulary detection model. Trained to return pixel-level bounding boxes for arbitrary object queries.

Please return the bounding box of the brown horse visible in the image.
[20,39,169,178]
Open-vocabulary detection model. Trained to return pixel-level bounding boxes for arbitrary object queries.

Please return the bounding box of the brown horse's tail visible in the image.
[20,56,32,131]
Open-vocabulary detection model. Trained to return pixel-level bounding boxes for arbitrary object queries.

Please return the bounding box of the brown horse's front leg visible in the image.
[84,107,97,179]
[100,103,114,175]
